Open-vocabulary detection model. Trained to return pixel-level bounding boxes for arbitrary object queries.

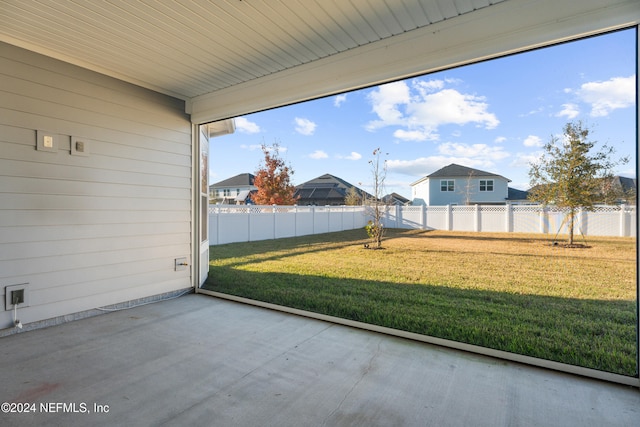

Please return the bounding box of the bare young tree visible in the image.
[364,148,388,249]
[460,170,476,205]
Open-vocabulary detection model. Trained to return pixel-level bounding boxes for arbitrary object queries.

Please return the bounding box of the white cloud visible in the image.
[235,117,261,134]
[387,157,450,176]
[334,94,347,107]
[438,142,509,160]
[365,81,411,130]
[388,156,497,177]
[309,150,328,159]
[339,151,362,160]
[365,79,499,141]
[555,103,580,119]
[387,142,509,177]
[494,136,507,144]
[240,144,263,151]
[294,117,317,135]
[523,135,543,147]
[393,129,434,141]
[414,79,445,94]
[577,75,635,117]
[409,89,499,128]
[519,107,545,117]
[444,77,463,85]
[511,152,542,169]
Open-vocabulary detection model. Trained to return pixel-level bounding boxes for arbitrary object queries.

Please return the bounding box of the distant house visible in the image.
[209,173,256,204]
[604,176,637,204]
[294,174,370,206]
[529,175,637,206]
[382,192,411,206]
[507,187,532,204]
[411,164,516,206]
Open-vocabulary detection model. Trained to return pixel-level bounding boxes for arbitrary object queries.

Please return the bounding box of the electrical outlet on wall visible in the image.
[36,130,58,152]
[71,136,90,156]
[5,284,29,311]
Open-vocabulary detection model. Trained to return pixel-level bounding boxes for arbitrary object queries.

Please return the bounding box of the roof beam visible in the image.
[189,0,640,124]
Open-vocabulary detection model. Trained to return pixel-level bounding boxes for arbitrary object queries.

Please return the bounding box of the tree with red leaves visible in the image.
[250,142,299,205]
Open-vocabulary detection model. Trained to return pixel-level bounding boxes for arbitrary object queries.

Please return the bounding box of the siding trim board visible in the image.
[0,42,194,330]
[0,288,193,338]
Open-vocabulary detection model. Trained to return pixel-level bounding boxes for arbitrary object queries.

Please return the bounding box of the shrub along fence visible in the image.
[209,204,636,245]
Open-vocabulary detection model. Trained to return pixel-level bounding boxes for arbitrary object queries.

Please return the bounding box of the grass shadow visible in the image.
[203,267,637,376]
[205,229,637,377]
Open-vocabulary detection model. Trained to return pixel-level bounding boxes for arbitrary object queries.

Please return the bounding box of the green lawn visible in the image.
[203,229,637,376]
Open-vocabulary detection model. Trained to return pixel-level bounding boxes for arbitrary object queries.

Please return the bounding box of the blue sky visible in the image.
[210,28,637,198]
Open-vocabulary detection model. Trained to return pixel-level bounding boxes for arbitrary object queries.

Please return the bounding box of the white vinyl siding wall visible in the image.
[0,43,192,327]
[424,176,509,206]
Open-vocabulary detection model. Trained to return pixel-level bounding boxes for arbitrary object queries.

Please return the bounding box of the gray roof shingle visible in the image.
[427,164,510,182]
[211,173,255,188]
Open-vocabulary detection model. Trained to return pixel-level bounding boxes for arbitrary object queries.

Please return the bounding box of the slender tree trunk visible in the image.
[568,208,575,245]
[376,212,382,248]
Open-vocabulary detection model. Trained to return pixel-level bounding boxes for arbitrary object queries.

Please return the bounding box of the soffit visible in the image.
[0,0,501,99]
[0,0,638,123]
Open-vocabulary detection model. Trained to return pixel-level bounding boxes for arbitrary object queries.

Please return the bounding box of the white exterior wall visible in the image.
[411,178,429,206]
[0,43,193,330]
[429,179,456,206]
[413,176,509,206]
[212,185,255,199]
[465,177,510,204]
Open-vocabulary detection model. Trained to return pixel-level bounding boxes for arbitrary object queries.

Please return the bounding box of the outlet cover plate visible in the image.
[5,284,29,311]
[71,136,90,156]
[37,130,58,152]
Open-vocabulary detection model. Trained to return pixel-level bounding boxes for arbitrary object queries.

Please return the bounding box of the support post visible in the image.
[422,204,427,230]
[619,204,627,237]
[578,207,587,237]
[273,204,277,240]
[540,207,548,234]
[505,203,512,233]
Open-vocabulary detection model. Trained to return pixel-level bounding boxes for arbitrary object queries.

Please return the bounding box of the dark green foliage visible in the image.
[528,121,629,244]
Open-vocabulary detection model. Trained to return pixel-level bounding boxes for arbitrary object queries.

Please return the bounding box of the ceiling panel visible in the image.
[0,0,637,124]
[0,0,499,99]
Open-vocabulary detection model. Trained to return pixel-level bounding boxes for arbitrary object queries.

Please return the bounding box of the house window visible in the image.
[479,180,494,192]
[440,180,454,192]
[223,189,231,196]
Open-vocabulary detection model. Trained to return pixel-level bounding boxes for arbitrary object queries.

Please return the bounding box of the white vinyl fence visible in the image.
[209,205,369,245]
[209,204,636,245]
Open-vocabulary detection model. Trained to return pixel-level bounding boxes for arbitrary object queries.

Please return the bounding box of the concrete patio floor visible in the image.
[0,293,638,427]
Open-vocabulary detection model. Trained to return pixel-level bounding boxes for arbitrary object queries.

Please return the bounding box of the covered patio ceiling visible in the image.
[1,0,638,123]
